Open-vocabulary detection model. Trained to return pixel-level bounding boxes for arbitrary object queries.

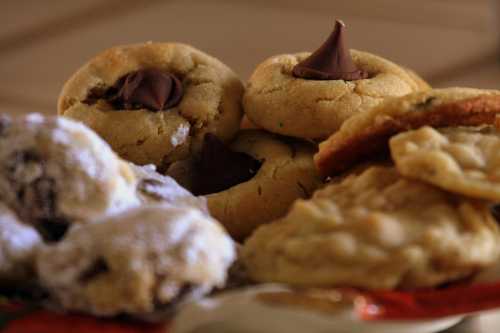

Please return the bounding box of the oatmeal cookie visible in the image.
[167,130,322,240]
[242,166,499,290]
[315,87,500,177]
[390,126,500,201]
[58,42,243,168]
[0,114,138,241]
[243,21,425,140]
[36,205,235,317]
[0,203,41,283]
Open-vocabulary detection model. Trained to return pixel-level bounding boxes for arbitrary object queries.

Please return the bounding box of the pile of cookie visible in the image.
[2,19,500,327]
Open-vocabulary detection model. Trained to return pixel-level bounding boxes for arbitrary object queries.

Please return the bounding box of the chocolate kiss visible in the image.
[293,20,368,81]
[193,134,262,196]
[114,69,183,111]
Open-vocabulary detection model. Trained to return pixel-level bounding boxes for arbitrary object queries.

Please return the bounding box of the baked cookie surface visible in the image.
[58,42,243,168]
[315,87,500,177]
[391,126,500,201]
[36,205,235,316]
[168,130,322,240]
[0,203,41,283]
[0,114,138,241]
[242,166,499,290]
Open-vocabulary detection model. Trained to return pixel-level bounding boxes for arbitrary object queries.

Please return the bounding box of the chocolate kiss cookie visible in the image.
[243,20,428,140]
[58,42,244,168]
[167,130,322,240]
[315,87,500,177]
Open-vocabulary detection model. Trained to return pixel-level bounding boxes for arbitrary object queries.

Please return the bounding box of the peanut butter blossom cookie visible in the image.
[316,87,500,177]
[167,130,322,240]
[58,42,244,168]
[243,20,427,140]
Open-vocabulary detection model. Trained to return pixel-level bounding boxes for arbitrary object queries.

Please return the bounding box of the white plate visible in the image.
[171,285,463,333]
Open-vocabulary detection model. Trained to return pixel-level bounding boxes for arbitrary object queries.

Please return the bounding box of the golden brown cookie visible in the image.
[242,166,499,290]
[58,42,244,168]
[390,126,500,201]
[36,205,235,317]
[167,130,322,240]
[243,21,426,140]
[315,87,500,177]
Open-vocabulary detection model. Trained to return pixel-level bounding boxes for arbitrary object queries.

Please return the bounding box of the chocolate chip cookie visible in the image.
[242,166,499,290]
[243,21,426,140]
[315,87,500,177]
[168,130,322,240]
[0,114,139,241]
[390,126,500,201]
[58,42,244,168]
[36,205,235,317]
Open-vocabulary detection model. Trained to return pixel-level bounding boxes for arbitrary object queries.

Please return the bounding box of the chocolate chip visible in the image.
[192,134,262,195]
[35,218,70,242]
[84,69,184,112]
[78,258,109,283]
[293,20,368,81]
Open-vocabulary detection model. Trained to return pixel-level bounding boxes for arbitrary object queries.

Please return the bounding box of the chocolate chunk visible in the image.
[36,219,70,243]
[293,20,368,81]
[193,134,262,195]
[84,69,183,111]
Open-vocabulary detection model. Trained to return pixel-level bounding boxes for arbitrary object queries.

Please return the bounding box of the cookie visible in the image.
[0,114,139,241]
[129,163,208,213]
[242,166,499,290]
[58,42,244,168]
[167,130,322,240]
[36,205,235,317]
[316,87,500,177]
[404,67,431,91]
[243,21,426,140]
[0,203,41,283]
[390,126,500,201]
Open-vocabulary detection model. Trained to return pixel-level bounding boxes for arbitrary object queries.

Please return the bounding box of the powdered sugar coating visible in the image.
[0,203,41,281]
[0,114,139,229]
[36,204,235,316]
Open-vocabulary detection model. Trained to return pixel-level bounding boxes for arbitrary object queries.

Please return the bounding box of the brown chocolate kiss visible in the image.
[293,20,368,81]
[111,69,184,111]
[192,134,262,196]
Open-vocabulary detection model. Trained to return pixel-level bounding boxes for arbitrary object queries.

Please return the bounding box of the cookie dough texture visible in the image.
[0,203,41,282]
[242,166,499,290]
[316,87,500,176]
[36,205,235,316]
[58,42,244,167]
[243,50,426,140]
[0,114,138,228]
[391,126,500,201]
[169,130,322,240]
[130,163,208,213]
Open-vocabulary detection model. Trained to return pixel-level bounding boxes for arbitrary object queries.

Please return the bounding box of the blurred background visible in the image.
[0,0,499,115]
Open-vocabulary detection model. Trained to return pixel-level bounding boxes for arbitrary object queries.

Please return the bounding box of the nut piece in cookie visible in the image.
[129,163,207,213]
[316,87,500,177]
[168,130,322,240]
[0,203,41,283]
[58,42,244,168]
[242,166,499,290]
[36,205,235,317]
[243,20,427,140]
[0,114,139,241]
[390,126,500,201]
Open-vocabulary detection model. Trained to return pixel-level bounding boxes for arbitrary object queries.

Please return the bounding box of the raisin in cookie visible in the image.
[316,87,500,177]
[242,166,499,290]
[0,114,138,241]
[243,21,426,140]
[390,126,500,201]
[167,130,322,240]
[58,42,243,168]
[0,203,41,283]
[36,205,235,317]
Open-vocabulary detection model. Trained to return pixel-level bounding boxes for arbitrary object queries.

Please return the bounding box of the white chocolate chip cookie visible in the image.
[242,166,499,290]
